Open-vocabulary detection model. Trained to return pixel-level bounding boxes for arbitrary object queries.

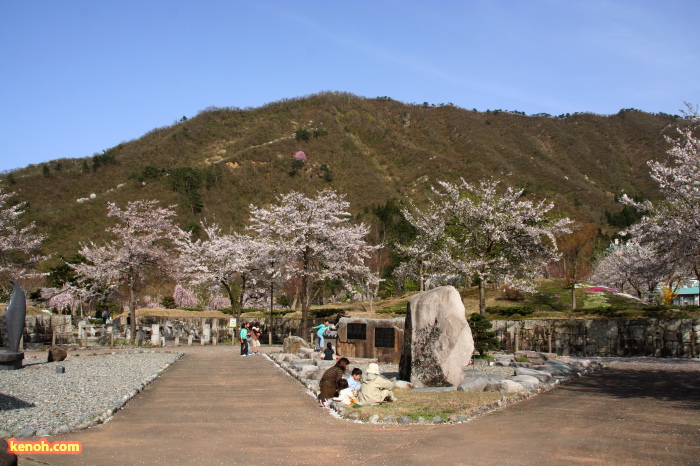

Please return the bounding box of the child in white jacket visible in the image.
[332,378,356,405]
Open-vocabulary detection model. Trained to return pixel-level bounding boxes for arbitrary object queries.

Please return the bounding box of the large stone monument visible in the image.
[1,280,26,370]
[399,286,474,386]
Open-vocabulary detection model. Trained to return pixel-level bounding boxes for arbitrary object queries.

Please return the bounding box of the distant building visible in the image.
[673,286,699,306]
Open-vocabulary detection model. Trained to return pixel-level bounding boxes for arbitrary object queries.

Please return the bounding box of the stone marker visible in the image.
[283,336,311,354]
[399,286,474,386]
[1,280,26,370]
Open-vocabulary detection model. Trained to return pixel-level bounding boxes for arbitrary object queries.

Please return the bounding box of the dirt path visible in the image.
[20,347,700,465]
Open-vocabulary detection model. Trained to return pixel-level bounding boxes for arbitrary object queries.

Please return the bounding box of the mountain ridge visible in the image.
[2,92,680,264]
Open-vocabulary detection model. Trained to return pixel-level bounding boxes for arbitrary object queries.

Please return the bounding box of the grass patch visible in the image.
[342,390,509,421]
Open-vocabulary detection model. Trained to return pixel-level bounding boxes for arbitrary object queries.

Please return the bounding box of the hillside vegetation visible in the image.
[3,92,681,267]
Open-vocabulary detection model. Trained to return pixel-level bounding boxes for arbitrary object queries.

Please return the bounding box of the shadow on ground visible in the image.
[561,366,700,409]
[0,393,35,410]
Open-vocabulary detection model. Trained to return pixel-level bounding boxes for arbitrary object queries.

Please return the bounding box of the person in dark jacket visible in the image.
[318,357,350,405]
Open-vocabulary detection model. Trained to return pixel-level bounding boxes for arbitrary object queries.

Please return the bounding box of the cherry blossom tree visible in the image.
[591,240,671,300]
[73,200,187,343]
[176,223,271,322]
[0,186,45,281]
[248,190,378,338]
[173,284,198,309]
[402,178,572,314]
[622,104,700,283]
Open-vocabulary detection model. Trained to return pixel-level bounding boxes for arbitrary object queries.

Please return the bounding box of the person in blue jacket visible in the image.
[312,320,331,351]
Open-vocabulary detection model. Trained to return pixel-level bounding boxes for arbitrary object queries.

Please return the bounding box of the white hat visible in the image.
[367,363,380,375]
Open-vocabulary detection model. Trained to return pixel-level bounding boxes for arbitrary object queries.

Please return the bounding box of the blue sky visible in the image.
[1,0,698,173]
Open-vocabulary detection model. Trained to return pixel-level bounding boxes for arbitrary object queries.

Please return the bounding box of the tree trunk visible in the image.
[571,282,577,310]
[300,274,310,340]
[237,276,247,328]
[479,281,486,315]
[129,277,137,344]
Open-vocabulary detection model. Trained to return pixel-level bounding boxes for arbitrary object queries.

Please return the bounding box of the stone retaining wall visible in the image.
[491,318,700,358]
[0,315,75,347]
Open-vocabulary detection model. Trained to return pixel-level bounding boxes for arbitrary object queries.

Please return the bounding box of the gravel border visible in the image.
[0,350,183,438]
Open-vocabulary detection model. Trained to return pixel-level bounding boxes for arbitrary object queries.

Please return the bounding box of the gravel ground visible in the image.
[0,351,182,437]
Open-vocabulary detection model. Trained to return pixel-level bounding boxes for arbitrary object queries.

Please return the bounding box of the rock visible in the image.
[515,367,553,382]
[393,380,413,390]
[307,370,325,381]
[448,415,460,423]
[283,336,310,354]
[296,364,318,373]
[498,380,527,393]
[378,351,402,363]
[15,429,36,439]
[514,351,556,364]
[510,375,540,391]
[57,425,70,434]
[462,369,488,379]
[415,417,427,424]
[315,360,337,370]
[290,359,314,367]
[543,359,573,374]
[412,386,457,392]
[48,346,68,362]
[399,286,474,387]
[382,416,396,424]
[457,414,469,422]
[368,414,380,424]
[36,428,51,437]
[486,374,505,383]
[457,377,488,392]
[0,438,17,466]
[397,416,412,424]
[431,416,444,424]
[297,347,315,358]
[278,353,297,362]
[347,412,359,421]
[0,431,10,439]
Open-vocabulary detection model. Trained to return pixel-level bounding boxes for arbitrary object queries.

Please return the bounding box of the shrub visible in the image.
[486,306,534,317]
[294,129,310,141]
[468,313,499,357]
[161,296,176,309]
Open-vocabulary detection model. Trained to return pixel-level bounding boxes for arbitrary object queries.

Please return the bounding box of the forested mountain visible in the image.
[3,92,682,268]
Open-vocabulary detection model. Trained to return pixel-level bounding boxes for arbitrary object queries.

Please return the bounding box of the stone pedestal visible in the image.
[188,335,193,346]
[175,336,180,347]
[0,351,24,370]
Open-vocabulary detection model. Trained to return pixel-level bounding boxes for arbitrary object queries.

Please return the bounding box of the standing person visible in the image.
[240,322,249,356]
[318,357,349,406]
[250,323,261,355]
[311,320,331,351]
[333,310,346,328]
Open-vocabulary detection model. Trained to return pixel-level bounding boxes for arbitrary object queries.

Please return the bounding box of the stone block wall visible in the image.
[491,318,700,358]
[0,315,75,347]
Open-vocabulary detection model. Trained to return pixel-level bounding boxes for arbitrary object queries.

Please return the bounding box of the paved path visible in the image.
[21,347,700,465]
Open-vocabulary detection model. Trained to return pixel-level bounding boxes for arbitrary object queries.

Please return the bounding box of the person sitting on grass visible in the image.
[323,342,335,360]
[357,363,396,405]
[347,367,362,391]
[318,357,350,407]
[332,378,356,405]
